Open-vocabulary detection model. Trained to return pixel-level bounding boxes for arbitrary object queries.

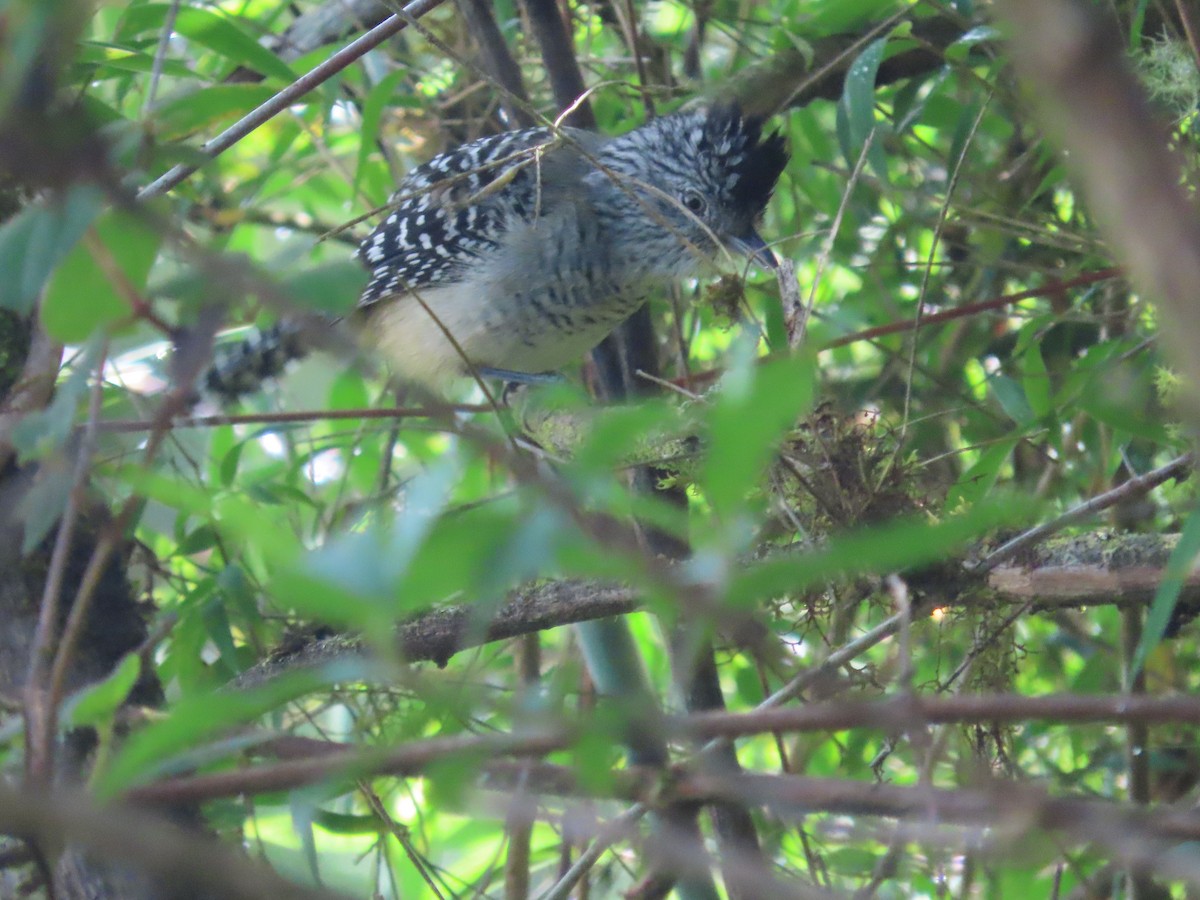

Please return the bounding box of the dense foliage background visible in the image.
[1,0,1199,897]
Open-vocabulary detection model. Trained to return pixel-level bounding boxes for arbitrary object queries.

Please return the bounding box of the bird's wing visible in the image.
[356,127,593,309]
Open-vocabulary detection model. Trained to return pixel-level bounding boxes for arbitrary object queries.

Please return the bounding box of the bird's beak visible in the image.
[728,230,779,270]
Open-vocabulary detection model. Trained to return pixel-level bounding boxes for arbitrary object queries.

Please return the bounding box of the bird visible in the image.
[204,103,788,398]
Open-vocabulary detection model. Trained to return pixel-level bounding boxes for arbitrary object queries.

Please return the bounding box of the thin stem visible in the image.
[24,340,108,785]
[142,0,181,118]
[971,453,1194,574]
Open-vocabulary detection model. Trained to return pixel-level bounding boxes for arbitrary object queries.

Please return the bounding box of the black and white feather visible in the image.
[203,103,788,396]
[356,128,562,307]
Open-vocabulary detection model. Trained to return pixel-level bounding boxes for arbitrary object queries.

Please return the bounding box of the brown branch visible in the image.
[487,760,1200,894]
[123,691,1200,807]
[987,531,1200,607]
[234,579,639,689]
[127,727,571,806]
[225,527,1199,695]
[824,267,1121,349]
[510,764,1200,890]
[679,692,1200,741]
[675,772,1200,874]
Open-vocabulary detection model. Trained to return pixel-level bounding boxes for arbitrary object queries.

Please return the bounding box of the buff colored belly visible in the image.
[360,280,643,387]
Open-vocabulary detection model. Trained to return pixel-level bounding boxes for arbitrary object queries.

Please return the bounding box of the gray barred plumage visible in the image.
[204,103,787,398]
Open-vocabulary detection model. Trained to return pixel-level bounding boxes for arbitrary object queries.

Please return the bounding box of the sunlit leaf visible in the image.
[42,207,163,342]
[117,4,296,82]
[152,83,277,140]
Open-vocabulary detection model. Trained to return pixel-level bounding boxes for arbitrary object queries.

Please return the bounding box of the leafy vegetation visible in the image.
[1,0,1199,897]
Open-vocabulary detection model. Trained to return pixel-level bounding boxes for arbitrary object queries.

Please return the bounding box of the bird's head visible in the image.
[597,104,789,276]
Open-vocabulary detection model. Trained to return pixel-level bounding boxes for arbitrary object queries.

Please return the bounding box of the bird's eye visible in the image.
[682,191,706,215]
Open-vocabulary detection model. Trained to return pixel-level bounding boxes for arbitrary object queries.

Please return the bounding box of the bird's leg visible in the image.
[476,366,566,385]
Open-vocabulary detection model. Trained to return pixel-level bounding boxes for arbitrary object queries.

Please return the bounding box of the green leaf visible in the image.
[990,374,1033,426]
[313,810,384,835]
[279,260,367,316]
[840,36,887,163]
[947,438,1017,509]
[1130,0,1150,47]
[1131,509,1200,680]
[946,25,1000,61]
[1078,379,1170,444]
[701,348,815,525]
[42,208,163,343]
[16,463,72,553]
[112,466,302,568]
[570,396,683,474]
[68,654,142,728]
[152,83,277,140]
[282,456,462,624]
[947,102,984,184]
[1022,342,1051,420]
[117,4,296,83]
[0,186,105,314]
[75,41,196,80]
[727,496,1024,606]
[355,69,410,194]
[178,524,219,555]
[211,426,244,487]
[893,68,946,134]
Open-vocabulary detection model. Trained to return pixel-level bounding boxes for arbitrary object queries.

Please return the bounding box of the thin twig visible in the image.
[24,340,108,784]
[536,805,650,900]
[94,404,488,433]
[971,452,1194,574]
[760,611,905,711]
[792,128,874,349]
[901,95,989,440]
[142,0,181,118]
[121,692,1200,809]
[822,268,1121,349]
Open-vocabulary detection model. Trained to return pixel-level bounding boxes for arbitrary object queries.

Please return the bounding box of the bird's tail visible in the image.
[202,321,310,403]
